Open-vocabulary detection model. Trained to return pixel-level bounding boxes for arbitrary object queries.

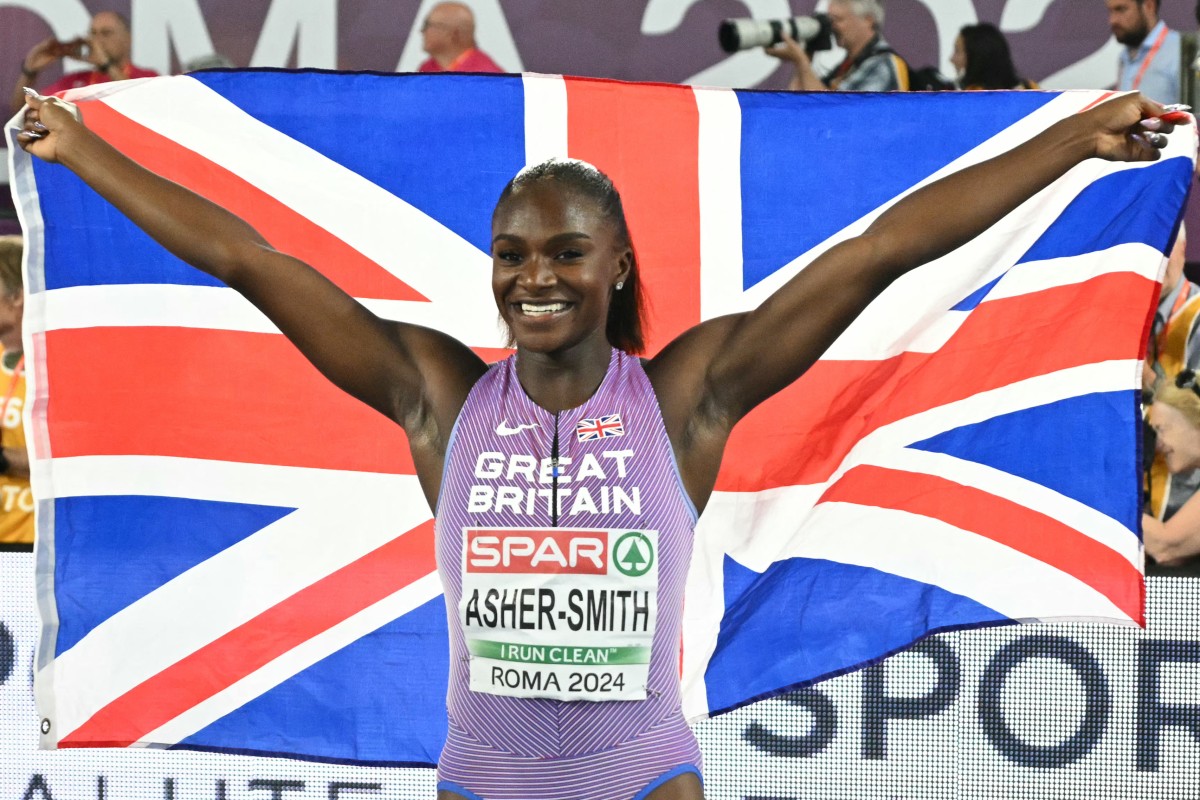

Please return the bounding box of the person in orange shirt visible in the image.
[0,237,31,546]
[416,2,503,73]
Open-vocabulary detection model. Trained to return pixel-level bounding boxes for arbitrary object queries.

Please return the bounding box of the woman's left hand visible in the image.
[1081,92,1179,163]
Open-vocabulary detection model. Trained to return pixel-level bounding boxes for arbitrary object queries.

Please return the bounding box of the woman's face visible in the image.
[491,181,630,356]
[950,35,967,77]
[1150,401,1200,473]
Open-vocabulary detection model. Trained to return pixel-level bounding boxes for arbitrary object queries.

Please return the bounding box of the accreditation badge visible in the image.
[460,527,659,701]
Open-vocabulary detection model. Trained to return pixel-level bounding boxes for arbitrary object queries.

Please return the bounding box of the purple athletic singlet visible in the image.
[434,349,702,800]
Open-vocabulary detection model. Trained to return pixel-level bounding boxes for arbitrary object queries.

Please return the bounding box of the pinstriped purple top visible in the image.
[435,349,702,800]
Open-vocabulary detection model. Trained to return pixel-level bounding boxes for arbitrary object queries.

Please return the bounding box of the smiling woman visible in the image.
[15,85,1177,800]
[1144,373,1200,571]
[490,159,644,360]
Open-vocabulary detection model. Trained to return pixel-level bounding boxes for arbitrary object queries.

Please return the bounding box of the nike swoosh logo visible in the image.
[496,421,540,436]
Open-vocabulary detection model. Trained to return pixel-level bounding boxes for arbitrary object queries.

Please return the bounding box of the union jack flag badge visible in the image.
[576,414,625,441]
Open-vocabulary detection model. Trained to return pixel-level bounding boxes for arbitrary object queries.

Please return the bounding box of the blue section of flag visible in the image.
[191,71,527,255]
[909,391,1140,531]
[177,596,449,765]
[1018,157,1192,265]
[33,160,225,291]
[952,274,1003,311]
[52,495,295,656]
[706,556,1007,714]
[737,91,1055,290]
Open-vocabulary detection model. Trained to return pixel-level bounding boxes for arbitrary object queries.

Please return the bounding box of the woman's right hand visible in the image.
[15,91,82,164]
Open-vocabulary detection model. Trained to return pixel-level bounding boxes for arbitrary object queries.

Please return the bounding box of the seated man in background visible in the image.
[416,2,502,74]
[1146,228,1200,540]
[0,237,32,549]
[765,0,908,91]
[11,10,157,114]
[1144,372,1200,575]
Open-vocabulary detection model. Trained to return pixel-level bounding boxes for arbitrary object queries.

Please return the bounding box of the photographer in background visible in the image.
[10,10,156,114]
[765,0,908,91]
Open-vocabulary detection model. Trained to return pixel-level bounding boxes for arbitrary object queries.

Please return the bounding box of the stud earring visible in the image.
[615,281,625,290]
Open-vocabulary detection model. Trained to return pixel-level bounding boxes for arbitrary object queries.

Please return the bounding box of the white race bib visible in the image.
[460,527,659,701]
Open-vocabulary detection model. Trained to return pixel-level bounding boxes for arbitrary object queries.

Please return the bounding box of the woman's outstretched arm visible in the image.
[648,92,1176,507]
[16,93,487,452]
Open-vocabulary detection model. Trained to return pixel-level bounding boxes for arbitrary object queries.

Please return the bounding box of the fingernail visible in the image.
[1164,103,1192,112]
[22,87,36,96]
[1141,117,1164,130]
[32,121,47,131]
[1148,132,1168,147]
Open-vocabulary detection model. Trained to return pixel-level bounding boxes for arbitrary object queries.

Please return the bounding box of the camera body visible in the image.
[718,15,833,54]
[52,38,89,60]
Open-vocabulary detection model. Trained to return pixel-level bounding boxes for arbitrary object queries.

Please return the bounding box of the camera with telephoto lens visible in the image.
[718,15,833,54]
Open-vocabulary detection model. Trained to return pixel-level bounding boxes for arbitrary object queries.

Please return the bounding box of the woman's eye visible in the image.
[556,249,583,260]
[496,251,522,263]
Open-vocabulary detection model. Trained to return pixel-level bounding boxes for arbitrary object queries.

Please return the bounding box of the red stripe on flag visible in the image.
[819,465,1143,623]
[60,519,437,748]
[47,326,411,472]
[45,325,511,472]
[1078,92,1117,113]
[717,271,1157,490]
[563,78,701,355]
[78,99,426,303]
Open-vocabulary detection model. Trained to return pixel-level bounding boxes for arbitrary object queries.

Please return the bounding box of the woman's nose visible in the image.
[517,256,555,287]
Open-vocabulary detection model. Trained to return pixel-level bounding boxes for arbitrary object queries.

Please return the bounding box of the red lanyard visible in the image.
[1126,25,1169,90]
[1,354,24,430]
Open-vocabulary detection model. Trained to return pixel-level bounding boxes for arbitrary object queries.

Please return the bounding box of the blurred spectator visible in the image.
[416,2,502,74]
[10,10,157,114]
[1144,371,1200,574]
[907,65,955,91]
[765,0,908,91]
[1146,228,1200,522]
[950,23,1038,89]
[183,53,236,73]
[0,237,31,548]
[1108,0,1180,103]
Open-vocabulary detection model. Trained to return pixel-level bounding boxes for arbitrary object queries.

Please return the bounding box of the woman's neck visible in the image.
[515,337,612,413]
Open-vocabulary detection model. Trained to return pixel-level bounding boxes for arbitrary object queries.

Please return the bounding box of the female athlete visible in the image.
[18,89,1174,800]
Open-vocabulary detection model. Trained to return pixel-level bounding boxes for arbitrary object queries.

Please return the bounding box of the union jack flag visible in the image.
[576,414,625,441]
[8,72,1193,765]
